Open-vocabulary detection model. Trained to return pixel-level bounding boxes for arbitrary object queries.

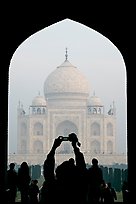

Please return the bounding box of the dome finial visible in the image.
[65,47,68,61]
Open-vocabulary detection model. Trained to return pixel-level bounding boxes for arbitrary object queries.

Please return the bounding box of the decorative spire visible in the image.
[65,47,68,61]
[113,100,116,115]
[113,100,115,107]
[38,91,40,96]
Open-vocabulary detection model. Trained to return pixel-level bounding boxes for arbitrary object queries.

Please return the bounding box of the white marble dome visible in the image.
[89,95,103,106]
[32,95,46,106]
[44,60,90,98]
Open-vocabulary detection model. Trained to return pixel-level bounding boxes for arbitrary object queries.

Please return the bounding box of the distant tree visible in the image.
[108,167,114,186]
[122,169,128,183]
[102,166,108,182]
[32,165,41,179]
[113,168,121,191]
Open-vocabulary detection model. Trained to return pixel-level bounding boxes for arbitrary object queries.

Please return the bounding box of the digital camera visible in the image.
[58,133,81,147]
[59,136,69,141]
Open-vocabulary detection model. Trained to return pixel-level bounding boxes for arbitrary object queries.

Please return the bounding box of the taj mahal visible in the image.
[8,51,127,166]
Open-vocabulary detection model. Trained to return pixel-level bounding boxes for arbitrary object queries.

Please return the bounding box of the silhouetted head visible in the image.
[9,163,15,170]
[92,158,98,165]
[21,161,28,168]
[55,161,70,180]
[55,159,76,181]
[68,158,75,166]
[20,161,29,172]
[33,179,38,185]
[101,179,106,187]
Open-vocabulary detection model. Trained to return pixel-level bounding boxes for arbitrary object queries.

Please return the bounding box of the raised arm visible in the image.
[43,137,62,181]
[70,133,86,171]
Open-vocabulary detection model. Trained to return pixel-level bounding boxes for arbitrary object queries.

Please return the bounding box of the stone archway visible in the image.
[56,120,78,153]
[91,140,101,154]
[2,15,128,200]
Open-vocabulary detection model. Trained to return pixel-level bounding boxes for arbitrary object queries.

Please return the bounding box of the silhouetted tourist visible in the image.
[6,163,18,203]
[100,181,117,203]
[107,182,117,203]
[29,179,39,204]
[17,161,31,204]
[39,181,47,204]
[42,133,87,204]
[87,158,103,204]
[122,181,129,203]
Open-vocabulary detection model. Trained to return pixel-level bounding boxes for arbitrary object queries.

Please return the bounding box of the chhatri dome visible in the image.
[32,93,46,106]
[89,93,103,106]
[44,49,90,99]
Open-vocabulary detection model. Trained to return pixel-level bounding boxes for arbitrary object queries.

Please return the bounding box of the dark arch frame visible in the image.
[1,13,130,198]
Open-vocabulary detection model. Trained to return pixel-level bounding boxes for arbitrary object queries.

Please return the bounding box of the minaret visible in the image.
[113,100,116,115]
[17,100,21,115]
[17,100,25,115]
[65,47,68,61]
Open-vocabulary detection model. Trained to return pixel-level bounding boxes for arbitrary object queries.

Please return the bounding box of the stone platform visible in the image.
[8,152,127,166]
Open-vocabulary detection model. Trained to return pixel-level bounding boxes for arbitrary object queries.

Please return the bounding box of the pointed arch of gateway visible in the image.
[91,140,101,154]
[1,16,128,197]
[107,140,113,154]
[56,120,78,154]
[33,140,43,154]
[91,122,100,136]
[56,120,78,136]
[33,122,43,136]
[7,18,127,166]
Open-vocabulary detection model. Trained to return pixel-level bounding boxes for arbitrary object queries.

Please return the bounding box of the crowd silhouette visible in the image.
[100,180,117,203]
[6,133,129,203]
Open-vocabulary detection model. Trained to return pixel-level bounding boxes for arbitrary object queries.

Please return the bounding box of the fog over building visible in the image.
[8,51,127,165]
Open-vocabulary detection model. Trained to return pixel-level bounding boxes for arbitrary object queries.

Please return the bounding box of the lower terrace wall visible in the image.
[8,153,127,166]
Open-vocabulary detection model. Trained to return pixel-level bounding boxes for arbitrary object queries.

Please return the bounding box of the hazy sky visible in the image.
[8,19,127,154]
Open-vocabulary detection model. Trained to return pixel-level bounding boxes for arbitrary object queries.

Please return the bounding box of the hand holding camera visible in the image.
[58,133,81,147]
[52,137,63,149]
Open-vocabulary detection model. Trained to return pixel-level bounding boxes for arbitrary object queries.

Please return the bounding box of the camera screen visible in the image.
[62,137,69,141]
